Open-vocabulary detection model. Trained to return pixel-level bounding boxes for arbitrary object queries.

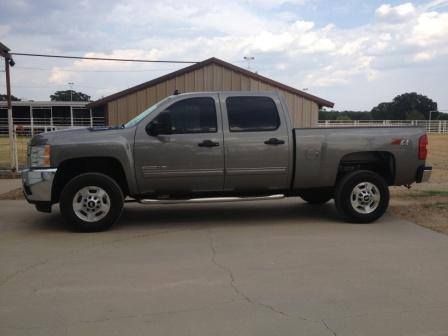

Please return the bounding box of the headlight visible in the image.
[30,145,51,168]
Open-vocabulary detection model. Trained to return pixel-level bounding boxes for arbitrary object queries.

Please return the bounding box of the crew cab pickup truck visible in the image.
[22,92,432,231]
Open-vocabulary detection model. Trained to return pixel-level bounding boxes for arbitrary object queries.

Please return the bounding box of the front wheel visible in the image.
[60,173,124,232]
[334,170,389,223]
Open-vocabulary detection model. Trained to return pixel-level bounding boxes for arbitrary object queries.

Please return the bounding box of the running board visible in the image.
[138,194,285,205]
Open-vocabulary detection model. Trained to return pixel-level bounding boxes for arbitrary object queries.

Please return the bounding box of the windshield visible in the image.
[124,97,171,128]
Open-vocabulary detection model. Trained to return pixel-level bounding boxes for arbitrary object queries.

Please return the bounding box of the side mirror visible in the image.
[146,112,172,136]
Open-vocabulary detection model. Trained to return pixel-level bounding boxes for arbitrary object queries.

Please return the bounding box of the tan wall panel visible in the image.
[166,78,176,96]
[144,88,151,109]
[296,96,304,127]
[203,65,214,90]
[241,75,250,90]
[137,90,147,112]
[107,101,117,125]
[212,64,222,90]
[249,78,259,90]
[303,99,311,128]
[175,75,185,93]
[127,93,138,121]
[185,71,195,91]
[231,71,242,90]
[155,82,166,101]
[284,93,296,127]
[148,86,157,106]
[222,68,232,90]
[292,95,298,127]
[259,82,271,91]
[311,102,319,126]
[116,97,128,125]
[194,69,204,91]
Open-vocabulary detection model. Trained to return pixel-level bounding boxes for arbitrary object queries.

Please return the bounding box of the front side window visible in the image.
[152,97,217,134]
[226,96,280,132]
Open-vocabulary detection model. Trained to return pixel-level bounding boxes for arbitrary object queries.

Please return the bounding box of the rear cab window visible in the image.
[225,96,280,132]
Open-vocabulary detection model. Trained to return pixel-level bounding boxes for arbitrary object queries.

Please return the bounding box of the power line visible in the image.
[10,52,199,64]
[0,83,110,89]
[14,66,181,73]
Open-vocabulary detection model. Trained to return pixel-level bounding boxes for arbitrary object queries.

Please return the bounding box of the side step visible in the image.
[138,194,285,205]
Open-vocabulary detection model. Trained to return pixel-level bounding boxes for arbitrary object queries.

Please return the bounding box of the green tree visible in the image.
[0,94,21,101]
[371,93,437,120]
[336,114,352,121]
[319,110,371,120]
[50,90,91,102]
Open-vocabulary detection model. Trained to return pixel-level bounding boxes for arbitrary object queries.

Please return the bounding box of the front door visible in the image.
[134,94,224,195]
[220,94,291,192]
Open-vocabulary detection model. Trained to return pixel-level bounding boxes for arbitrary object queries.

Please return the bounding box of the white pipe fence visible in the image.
[0,118,105,170]
[1,119,447,170]
[318,120,448,134]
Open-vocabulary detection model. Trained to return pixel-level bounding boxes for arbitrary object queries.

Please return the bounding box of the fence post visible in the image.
[30,106,34,137]
[13,125,18,171]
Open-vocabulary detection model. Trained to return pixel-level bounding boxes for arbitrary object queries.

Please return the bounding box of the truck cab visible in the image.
[132,92,292,195]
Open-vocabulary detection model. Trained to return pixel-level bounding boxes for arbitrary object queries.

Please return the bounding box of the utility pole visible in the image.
[0,42,16,171]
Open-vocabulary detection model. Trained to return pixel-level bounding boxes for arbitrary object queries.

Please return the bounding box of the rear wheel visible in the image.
[300,189,333,204]
[60,173,124,232]
[334,170,389,223]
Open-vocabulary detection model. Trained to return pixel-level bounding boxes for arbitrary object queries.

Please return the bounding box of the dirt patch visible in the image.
[0,188,24,200]
[389,135,448,234]
[390,192,448,234]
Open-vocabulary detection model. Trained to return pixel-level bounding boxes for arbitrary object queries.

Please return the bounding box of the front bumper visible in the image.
[22,168,57,203]
[416,166,432,183]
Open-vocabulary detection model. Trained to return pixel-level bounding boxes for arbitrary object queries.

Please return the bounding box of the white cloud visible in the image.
[411,11,448,45]
[0,24,10,38]
[2,0,448,110]
[375,3,417,21]
[413,51,434,62]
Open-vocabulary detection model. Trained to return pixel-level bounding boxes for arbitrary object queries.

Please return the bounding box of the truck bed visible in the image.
[292,126,426,189]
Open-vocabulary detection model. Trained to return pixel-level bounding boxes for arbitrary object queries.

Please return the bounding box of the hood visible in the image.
[29,126,129,146]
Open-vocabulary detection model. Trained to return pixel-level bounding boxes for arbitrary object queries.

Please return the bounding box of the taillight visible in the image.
[418,134,428,160]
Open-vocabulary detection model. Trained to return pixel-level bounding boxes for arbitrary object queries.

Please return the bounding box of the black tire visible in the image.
[60,173,124,232]
[334,170,389,223]
[300,189,333,204]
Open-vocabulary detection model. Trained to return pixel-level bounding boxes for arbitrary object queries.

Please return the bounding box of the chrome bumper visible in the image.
[417,166,432,183]
[21,168,57,203]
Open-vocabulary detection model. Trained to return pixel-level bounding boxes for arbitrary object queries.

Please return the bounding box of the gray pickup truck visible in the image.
[22,91,431,231]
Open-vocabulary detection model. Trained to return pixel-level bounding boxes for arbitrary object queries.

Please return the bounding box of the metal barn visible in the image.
[87,57,334,127]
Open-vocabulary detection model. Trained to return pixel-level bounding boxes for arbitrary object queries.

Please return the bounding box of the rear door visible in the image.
[220,93,291,192]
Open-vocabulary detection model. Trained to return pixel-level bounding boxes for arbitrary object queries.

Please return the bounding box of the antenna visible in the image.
[243,56,255,70]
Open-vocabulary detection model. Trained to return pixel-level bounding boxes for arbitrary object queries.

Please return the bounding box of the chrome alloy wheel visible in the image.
[72,186,111,222]
[350,182,381,214]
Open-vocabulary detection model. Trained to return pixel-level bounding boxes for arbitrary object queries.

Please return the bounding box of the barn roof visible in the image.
[87,57,334,108]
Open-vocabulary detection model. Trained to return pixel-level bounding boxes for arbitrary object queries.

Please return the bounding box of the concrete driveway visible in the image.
[1,198,448,336]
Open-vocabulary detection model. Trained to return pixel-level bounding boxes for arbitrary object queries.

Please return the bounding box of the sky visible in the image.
[0,0,447,111]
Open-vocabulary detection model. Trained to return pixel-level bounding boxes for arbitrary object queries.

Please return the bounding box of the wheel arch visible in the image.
[337,151,396,185]
[52,157,129,203]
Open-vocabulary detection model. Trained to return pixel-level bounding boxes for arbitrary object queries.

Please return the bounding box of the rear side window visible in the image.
[226,96,280,132]
[164,97,217,134]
